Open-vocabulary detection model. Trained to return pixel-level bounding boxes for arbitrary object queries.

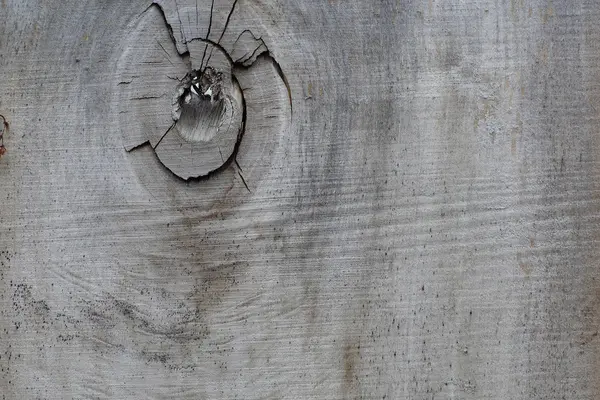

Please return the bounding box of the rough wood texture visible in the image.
[1,0,600,399]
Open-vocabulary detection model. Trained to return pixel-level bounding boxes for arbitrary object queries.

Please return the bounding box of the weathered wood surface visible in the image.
[1,0,600,398]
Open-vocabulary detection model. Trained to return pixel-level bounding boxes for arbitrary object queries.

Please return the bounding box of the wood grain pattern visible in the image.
[1,0,600,399]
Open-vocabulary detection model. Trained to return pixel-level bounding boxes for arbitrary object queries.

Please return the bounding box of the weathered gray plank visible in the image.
[1,0,600,399]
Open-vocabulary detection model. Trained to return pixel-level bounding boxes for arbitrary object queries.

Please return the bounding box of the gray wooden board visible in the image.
[1,0,600,398]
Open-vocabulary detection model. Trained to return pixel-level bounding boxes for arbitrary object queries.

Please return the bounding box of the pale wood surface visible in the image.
[1,0,600,399]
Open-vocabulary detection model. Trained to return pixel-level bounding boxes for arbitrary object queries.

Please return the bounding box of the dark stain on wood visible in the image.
[342,340,360,398]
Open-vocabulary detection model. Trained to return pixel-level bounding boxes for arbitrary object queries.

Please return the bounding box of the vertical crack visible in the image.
[200,43,209,74]
[200,0,215,73]
[235,160,250,192]
[0,114,8,157]
[150,2,178,51]
[206,0,215,40]
[173,0,187,52]
[237,169,250,192]
[269,56,293,116]
[203,47,215,72]
[156,40,175,66]
[152,121,176,150]
[218,0,239,44]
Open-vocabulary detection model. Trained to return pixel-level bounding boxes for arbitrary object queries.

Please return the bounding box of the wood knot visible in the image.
[114,0,292,191]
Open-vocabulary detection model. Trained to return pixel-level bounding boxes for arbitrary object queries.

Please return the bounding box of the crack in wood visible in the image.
[217,0,239,45]
[0,114,7,157]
